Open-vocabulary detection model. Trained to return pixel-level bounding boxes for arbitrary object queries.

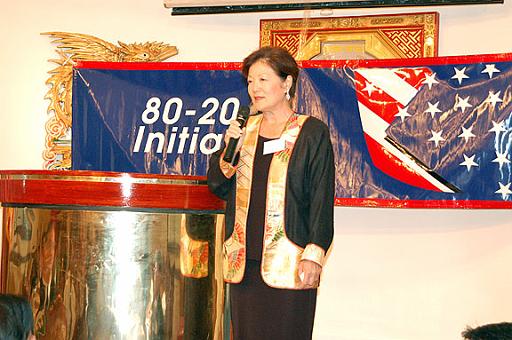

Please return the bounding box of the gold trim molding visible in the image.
[260,12,438,60]
[42,32,179,170]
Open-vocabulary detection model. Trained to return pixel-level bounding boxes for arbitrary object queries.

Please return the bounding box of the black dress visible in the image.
[229,135,318,340]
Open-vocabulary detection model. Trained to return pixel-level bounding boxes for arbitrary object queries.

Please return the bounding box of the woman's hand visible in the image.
[224,119,246,154]
[298,260,322,289]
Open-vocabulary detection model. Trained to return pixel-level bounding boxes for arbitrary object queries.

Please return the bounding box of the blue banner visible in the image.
[72,55,512,208]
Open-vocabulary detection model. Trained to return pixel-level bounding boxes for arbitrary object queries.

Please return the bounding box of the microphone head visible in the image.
[238,106,250,119]
[237,106,250,128]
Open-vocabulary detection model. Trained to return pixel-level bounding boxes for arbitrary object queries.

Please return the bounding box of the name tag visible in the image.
[263,138,285,155]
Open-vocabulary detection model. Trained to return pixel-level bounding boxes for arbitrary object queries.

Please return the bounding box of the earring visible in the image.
[285,88,291,101]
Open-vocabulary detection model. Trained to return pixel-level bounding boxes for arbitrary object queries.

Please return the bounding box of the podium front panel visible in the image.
[0,171,226,340]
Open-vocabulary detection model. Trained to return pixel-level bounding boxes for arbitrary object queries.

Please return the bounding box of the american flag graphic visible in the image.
[354,67,459,193]
[352,57,512,203]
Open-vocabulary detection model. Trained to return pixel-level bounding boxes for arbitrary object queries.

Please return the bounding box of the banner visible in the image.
[72,54,512,208]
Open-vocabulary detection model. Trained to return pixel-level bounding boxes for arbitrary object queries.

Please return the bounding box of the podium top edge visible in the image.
[0,170,224,210]
[0,170,207,184]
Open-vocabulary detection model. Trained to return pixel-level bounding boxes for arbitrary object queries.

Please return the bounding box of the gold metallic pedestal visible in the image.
[0,171,225,340]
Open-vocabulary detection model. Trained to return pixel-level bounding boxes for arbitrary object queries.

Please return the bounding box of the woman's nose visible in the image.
[251,80,261,91]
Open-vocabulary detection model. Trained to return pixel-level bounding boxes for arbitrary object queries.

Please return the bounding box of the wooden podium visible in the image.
[0,170,225,340]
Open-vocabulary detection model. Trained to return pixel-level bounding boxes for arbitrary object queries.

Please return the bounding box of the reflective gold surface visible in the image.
[1,206,224,340]
[1,172,206,185]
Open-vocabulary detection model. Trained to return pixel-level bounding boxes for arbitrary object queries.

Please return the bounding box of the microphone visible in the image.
[223,106,250,164]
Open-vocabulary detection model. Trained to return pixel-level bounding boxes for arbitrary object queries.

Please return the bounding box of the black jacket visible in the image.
[207,116,334,253]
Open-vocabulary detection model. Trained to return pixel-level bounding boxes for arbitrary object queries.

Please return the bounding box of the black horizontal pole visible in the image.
[170,0,503,15]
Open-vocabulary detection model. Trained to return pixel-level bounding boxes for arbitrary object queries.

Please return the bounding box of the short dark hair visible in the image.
[0,294,34,340]
[241,46,299,99]
[462,322,512,340]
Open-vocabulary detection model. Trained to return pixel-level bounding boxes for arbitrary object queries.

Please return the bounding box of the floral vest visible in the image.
[223,113,310,289]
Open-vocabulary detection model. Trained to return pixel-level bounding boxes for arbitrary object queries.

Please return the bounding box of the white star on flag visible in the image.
[362,81,378,96]
[451,66,470,85]
[485,91,503,108]
[458,126,476,142]
[454,95,473,113]
[428,130,445,147]
[422,72,439,90]
[495,182,512,198]
[460,154,479,171]
[481,64,501,78]
[395,106,411,122]
[492,151,511,167]
[425,101,442,118]
[489,120,507,134]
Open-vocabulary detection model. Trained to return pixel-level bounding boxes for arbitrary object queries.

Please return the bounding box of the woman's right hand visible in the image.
[224,119,246,154]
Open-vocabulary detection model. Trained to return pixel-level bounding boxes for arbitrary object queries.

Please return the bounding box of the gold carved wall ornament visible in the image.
[260,12,438,60]
[42,32,179,169]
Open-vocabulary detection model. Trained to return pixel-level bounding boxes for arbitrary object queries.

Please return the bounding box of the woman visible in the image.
[207,46,334,340]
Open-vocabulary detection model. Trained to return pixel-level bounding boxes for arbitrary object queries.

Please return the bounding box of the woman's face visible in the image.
[247,60,289,113]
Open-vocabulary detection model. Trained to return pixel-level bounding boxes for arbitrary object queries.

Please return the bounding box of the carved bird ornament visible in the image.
[41,32,178,169]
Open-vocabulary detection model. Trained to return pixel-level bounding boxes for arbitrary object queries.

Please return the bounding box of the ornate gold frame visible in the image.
[260,12,438,60]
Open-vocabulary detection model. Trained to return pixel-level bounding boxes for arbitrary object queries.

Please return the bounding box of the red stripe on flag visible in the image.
[363,133,443,192]
[391,67,432,89]
[354,71,404,124]
[334,197,512,208]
